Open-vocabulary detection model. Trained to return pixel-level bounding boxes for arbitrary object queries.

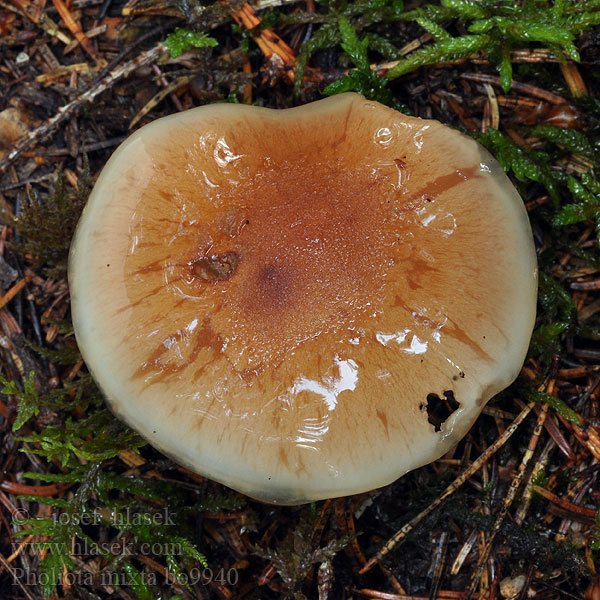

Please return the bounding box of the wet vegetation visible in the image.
[1,0,600,598]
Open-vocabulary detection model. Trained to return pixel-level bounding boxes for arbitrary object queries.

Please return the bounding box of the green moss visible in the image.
[4,355,239,598]
[164,27,218,58]
[322,16,398,106]
[308,0,600,98]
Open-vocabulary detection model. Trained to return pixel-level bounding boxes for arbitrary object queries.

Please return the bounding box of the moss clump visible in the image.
[11,162,91,275]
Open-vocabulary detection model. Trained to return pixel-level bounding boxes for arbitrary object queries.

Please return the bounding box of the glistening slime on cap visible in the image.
[68,93,537,504]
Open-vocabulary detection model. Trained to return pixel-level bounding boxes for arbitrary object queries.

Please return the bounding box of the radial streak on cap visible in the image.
[69,93,537,504]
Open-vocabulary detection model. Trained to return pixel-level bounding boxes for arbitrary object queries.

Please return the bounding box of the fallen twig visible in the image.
[360,400,535,574]
[0,43,167,175]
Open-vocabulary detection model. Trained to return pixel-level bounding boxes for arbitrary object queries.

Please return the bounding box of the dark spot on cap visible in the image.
[255,262,293,310]
[191,251,240,282]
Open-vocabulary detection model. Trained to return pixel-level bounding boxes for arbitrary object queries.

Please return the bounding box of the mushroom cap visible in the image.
[69,93,537,504]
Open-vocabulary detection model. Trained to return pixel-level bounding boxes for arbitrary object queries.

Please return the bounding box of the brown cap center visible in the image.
[125,159,407,375]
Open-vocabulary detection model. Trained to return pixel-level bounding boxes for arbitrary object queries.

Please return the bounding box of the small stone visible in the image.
[15,51,29,65]
[500,574,527,599]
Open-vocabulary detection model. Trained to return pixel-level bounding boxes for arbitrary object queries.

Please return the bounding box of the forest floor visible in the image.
[1,0,600,599]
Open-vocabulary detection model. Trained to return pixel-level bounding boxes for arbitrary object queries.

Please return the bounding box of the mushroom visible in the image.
[69,93,537,504]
